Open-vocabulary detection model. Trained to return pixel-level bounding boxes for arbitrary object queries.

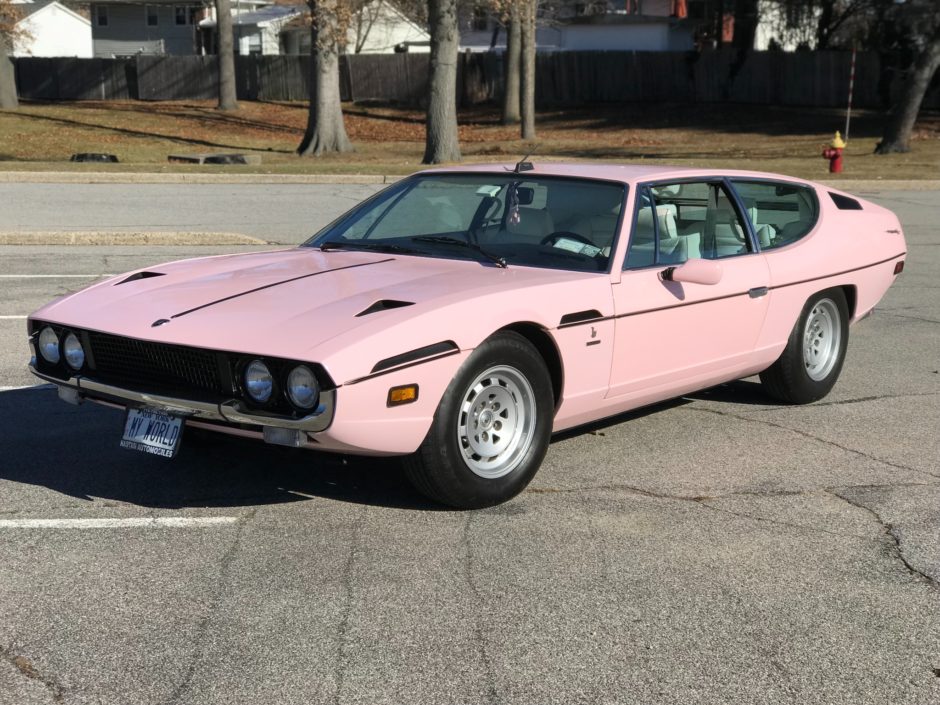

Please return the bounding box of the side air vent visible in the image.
[829,192,863,211]
[355,299,414,317]
[559,309,604,327]
[116,271,166,285]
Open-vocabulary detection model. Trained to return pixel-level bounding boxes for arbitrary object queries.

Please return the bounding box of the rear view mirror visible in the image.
[515,186,534,205]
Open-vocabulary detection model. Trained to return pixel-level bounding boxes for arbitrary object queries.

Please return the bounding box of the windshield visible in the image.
[303,174,627,273]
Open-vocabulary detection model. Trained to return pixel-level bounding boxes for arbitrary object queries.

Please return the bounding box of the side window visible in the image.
[625,181,751,268]
[731,180,818,250]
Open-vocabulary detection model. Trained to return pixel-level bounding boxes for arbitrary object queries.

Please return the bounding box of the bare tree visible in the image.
[875,0,940,154]
[502,0,520,124]
[216,0,238,110]
[423,0,460,163]
[519,0,535,140]
[298,0,353,156]
[0,0,22,109]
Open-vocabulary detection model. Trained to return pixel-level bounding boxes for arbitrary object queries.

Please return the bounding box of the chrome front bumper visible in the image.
[29,363,335,433]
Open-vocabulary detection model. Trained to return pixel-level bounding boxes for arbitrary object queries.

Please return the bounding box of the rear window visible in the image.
[730,180,818,251]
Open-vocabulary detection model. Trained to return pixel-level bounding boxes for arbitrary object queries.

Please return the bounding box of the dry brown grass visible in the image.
[0,100,937,180]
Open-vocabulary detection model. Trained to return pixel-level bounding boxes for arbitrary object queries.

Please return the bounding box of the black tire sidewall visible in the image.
[419,332,554,508]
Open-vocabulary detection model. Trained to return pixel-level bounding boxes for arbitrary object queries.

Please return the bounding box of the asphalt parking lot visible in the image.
[0,183,938,705]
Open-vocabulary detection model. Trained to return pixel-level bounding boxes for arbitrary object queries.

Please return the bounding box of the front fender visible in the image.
[309,349,473,455]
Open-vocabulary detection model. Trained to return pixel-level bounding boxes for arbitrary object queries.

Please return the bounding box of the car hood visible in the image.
[31,248,604,382]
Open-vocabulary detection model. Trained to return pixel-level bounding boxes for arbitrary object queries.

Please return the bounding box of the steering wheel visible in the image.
[540,231,594,247]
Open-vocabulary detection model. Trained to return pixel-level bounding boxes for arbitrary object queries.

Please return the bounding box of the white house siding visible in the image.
[346,0,429,54]
[13,3,93,57]
[91,4,203,56]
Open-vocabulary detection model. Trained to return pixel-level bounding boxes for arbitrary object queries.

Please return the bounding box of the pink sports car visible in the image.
[28,163,906,508]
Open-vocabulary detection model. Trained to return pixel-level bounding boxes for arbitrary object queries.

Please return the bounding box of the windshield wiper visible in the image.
[410,236,508,268]
[319,240,421,255]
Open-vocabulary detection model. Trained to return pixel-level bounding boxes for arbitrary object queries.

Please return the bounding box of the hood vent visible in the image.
[116,271,166,285]
[356,299,414,317]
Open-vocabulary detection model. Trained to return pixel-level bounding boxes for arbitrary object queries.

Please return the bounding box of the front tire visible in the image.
[760,288,849,404]
[404,332,554,509]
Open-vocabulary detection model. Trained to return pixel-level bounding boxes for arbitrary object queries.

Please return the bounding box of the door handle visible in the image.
[748,286,769,298]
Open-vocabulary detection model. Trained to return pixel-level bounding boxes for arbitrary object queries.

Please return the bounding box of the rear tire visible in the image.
[404,332,553,509]
[760,288,849,404]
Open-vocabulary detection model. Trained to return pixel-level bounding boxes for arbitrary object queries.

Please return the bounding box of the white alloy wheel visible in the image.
[802,298,842,381]
[457,365,536,479]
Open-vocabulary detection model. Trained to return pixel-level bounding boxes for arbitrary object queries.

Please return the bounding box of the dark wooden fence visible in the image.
[12,50,939,109]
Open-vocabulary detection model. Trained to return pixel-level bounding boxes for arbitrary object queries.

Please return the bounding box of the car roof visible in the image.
[418,163,816,188]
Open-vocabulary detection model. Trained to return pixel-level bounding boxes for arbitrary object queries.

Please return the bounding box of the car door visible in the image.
[607,179,771,400]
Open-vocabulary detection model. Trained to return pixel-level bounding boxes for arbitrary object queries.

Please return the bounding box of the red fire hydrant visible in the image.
[822,131,846,173]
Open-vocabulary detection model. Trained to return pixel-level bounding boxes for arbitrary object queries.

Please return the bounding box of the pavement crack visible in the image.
[463,514,499,705]
[830,490,940,591]
[1,645,65,703]
[878,311,940,325]
[333,506,365,705]
[684,407,940,480]
[694,499,869,540]
[160,508,257,705]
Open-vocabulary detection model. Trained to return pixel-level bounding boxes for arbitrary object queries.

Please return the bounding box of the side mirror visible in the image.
[661,259,723,286]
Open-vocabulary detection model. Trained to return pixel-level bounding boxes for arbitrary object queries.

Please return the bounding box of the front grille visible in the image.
[86,332,228,395]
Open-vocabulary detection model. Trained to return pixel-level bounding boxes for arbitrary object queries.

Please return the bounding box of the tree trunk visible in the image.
[298,0,353,156]
[0,34,16,110]
[216,0,237,111]
[815,0,834,50]
[423,0,460,164]
[731,0,758,51]
[502,2,520,125]
[875,37,940,154]
[520,0,536,140]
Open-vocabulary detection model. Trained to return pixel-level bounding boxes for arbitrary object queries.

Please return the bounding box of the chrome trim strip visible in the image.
[29,363,335,432]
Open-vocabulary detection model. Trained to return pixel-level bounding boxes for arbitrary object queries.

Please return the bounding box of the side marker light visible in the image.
[388,385,419,407]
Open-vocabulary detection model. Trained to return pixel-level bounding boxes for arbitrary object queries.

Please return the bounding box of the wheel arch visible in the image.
[497,322,564,411]
[839,284,857,321]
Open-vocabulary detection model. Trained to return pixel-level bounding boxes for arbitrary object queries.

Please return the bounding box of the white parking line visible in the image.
[0,517,240,529]
[0,385,53,391]
[0,274,114,278]
[0,315,27,320]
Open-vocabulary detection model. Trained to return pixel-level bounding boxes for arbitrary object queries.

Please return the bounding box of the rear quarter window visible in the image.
[731,180,819,251]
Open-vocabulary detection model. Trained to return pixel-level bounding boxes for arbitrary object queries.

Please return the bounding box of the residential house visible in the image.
[459,0,711,52]
[198,4,304,55]
[280,0,429,55]
[88,0,270,57]
[11,0,93,57]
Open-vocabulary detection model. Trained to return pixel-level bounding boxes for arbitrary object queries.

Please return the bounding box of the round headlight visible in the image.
[38,327,60,364]
[287,365,319,410]
[63,332,85,370]
[244,359,273,403]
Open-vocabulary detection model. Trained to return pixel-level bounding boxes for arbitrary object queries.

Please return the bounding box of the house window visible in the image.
[472,8,488,31]
[176,6,190,25]
[147,6,159,27]
[96,5,109,26]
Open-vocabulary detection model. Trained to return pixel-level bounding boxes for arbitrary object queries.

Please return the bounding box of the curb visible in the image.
[818,179,940,191]
[0,172,400,185]
[0,231,270,246]
[0,172,936,190]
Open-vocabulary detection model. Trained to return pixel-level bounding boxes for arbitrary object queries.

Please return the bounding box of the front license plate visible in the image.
[120,408,183,458]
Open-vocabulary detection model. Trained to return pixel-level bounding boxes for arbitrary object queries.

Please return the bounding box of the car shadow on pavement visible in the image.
[683,379,780,407]
[0,387,441,512]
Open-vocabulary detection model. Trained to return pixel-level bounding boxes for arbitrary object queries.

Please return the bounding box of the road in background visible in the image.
[0,183,384,244]
[0,186,937,705]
